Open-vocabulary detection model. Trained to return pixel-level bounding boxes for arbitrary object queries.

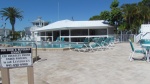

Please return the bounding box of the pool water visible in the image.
[0,41,72,48]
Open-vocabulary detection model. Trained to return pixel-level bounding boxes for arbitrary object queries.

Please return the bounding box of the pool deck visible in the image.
[1,42,150,84]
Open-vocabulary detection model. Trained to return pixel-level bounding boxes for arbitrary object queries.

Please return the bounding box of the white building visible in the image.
[23,17,49,41]
[0,28,11,41]
[34,19,114,42]
[136,24,150,42]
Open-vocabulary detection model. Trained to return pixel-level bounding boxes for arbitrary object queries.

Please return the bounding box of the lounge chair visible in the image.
[88,38,104,51]
[129,39,146,61]
[55,37,65,42]
[83,37,90,44]
[95,37,108,50]
[55,37,60,42]
[109,36,115,47]
[71,43,88,52]
[70,37,91,52]
[61,37,65,42]
[88,42,99,52]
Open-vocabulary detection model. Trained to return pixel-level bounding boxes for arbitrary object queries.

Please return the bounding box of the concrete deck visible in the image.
[1,42,150,84]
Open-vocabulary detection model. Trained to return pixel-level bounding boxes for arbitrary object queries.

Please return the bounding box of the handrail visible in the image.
[34,42,38,62]
[143,32,150,37]
[135,33,142,43]
[30,42,38,62]
[135,32,150,43]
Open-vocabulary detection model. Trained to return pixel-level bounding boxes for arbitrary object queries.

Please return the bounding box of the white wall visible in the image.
[140,24,150,33]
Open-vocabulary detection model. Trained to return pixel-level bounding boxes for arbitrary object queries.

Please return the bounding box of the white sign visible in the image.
[0,48,32,68]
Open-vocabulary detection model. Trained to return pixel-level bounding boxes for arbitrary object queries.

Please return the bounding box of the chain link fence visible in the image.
[110,34,135,42]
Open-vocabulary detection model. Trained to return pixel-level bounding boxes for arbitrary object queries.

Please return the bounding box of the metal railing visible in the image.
[30,42,38,62]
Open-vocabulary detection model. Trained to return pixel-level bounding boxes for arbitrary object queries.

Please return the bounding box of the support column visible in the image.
[52,31,54,42]
[69,29,71,42]
[88,29,90,41]
[88,29,90,36]
[107,28,109,38]
[45,31,46,41]
[39,32,41,41]
[59,30,61,40]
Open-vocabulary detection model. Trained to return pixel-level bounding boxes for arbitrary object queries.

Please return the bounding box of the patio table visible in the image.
[141,44,150,62]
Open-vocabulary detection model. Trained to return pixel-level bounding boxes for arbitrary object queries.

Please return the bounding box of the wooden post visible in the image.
[27,66,34,84]
[1,68,10,84]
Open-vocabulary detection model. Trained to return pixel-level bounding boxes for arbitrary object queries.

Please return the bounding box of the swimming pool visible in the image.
[0,41,73,48]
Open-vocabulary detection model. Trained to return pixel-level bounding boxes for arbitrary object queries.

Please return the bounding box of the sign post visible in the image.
[1,68,10,84]
[27,66,34,84]
[0,47,34,84]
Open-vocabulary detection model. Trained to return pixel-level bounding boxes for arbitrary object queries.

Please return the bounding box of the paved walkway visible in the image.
[1,43,150,84]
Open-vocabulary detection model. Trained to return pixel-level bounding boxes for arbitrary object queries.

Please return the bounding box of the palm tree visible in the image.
[138,3,150,24]
[121,4,134,30]
[0,7,23,39]
[121,3,140,33]
[121,2,150,33]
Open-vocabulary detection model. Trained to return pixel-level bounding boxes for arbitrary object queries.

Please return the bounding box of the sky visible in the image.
[0,0,142,31]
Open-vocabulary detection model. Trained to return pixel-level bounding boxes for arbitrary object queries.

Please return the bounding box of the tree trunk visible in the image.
[12,24,15,40]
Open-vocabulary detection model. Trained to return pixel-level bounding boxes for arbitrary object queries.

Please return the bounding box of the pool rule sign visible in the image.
[0,47,32,68]
[0,47,34,84]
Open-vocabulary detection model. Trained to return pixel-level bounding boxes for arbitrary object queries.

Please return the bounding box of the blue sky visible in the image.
[0,0,142,31]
